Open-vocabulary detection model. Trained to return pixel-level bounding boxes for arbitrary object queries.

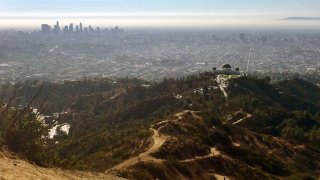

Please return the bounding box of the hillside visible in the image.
[1,73,320,179]
[0,150,124,180]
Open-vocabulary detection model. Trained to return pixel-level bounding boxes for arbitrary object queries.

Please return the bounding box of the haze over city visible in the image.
[1,0,320,29]
[0,0,320,83]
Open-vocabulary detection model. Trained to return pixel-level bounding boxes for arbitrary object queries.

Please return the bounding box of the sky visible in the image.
[0,0,320,29]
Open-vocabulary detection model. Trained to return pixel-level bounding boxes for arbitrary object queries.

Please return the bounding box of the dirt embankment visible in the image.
[0,151,125,180]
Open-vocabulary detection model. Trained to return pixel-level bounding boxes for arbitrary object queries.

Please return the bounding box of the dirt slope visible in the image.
[0,152,125,180]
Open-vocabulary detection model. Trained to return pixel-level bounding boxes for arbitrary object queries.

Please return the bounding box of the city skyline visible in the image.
[1,0,320,29]
[41,21,122,34]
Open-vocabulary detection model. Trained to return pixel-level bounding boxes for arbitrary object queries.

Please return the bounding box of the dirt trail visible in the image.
[233,113,253,125]
[214,174,230,180]
[110,110,223,167]
[108,128,169,172]
[108,111,194,172]
[182,147,222,163]
[108,110,221,172]
[100,90,127,105]
[0,152,124,180]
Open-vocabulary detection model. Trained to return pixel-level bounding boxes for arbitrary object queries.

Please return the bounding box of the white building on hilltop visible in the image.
[212,64,241,75]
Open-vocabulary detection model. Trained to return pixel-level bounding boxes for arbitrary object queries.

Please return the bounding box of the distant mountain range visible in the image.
[284,17,320,20]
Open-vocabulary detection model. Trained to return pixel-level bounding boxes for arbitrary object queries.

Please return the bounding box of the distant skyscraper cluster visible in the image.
[41,21,123,34]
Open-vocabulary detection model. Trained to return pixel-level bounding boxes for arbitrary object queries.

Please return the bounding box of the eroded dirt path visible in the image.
[214,174,230,180]
[107,111,194,172]
[182,147,222,163]
[100,90,127,105]
[108,110,224,174]
[108,128,169,172]
[233,113,253,125]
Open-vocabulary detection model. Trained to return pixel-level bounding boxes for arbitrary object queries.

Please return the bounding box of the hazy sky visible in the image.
[0,0,320,29]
